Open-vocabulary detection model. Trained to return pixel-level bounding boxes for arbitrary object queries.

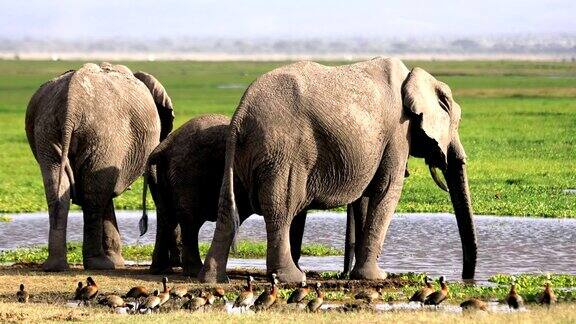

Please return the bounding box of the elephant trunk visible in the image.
[443,139,477,280]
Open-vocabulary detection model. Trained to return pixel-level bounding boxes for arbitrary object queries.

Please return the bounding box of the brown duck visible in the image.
[170,286,189,299]
[539,282,557,306]
[253,273,279,311]
[73,282,84,300]
[139,290,161,312]
[307,283,324,312]
[98,294,133,309]
[409,276,434,303]
[78,277,99,306]
[16,284,29,303]
[355,287,382,304]
[287,281,310,304]
[182,292,215,311]
[460,298,488,311]
[213,287,227,301]
[123,286,149,299]
[233,276,254,310]
[505,283,524,309]
[424,276,448,306]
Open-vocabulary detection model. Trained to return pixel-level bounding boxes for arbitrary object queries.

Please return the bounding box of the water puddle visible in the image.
[2,212,575,280]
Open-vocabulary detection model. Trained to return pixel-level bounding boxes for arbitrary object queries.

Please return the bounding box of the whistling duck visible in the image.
[539,282,557,306]
[170,286,189,299]
[74,282,83,300]
[78,277,99,306]
[139,290,161,312]
[307,283,324,312]
[506,283,524,309]
[213,287,227,301]
[460,298,488,311]
[16,284,29,303]
[253,273,279,311]
[355,287,382,303]
[233,276,254,310]
[287,281,310,304]
[98,294,133,309]
[409,276,434,303]
[182,292,215,311]
[123,286,149,299]
[424,276,448,306]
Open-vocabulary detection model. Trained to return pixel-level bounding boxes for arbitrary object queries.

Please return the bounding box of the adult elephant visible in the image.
[143,114,315,276]
[199,57,477,283]
[25,62,174,271]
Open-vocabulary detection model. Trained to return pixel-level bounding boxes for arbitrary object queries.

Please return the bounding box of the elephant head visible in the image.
[402,67,477,279]
[133,71,174,141]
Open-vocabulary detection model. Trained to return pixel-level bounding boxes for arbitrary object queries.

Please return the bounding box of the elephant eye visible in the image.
[437,93,450,112]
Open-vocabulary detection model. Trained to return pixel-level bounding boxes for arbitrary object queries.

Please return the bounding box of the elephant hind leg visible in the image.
[82,199,117,270]
[102,199,125,268]
[289,211,307,270]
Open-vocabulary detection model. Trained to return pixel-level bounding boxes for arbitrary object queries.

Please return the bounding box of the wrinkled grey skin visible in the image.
[199,57,477,283]
[146,114,317,276]
[25,62,173,271]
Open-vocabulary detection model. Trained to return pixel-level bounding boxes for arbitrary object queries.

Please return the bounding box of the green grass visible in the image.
[0,60,574,216]
[0,215,11,222]
[0,241,342,263]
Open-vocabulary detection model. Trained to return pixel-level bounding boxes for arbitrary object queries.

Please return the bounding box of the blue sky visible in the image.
[1,0,574,39]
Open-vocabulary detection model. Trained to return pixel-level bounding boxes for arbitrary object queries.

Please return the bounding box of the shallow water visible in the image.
[1,211,575,280]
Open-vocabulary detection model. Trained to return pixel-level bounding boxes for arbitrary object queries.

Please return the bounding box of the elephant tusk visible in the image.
[429,165,449,192]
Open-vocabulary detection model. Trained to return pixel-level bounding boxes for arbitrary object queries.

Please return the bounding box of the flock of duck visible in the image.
[15,274,558,314]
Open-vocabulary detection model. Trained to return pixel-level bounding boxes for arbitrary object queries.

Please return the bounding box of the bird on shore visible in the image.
[123,286,149,299]
[78,277,99,306]
[73,282,84,300]
[409,276,434,304]
[539,282,557,306]
[253,273,279,311]
[182,291,215,311]
[170,286,189,299]
[355,287,382,304]
[157,277,171,306]
[505,282,524,309]
[138,290,161,313]
[307,283,324,312]
[213,287,227,301]
[424,276,448,306]
[460,298,488,311]
[287,281,310,304]
[98,294,134,309]
[233,276,254,311]
[16,284,29,303]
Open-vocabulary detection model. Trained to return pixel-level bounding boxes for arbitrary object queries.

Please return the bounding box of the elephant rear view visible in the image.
[25,62,174,271]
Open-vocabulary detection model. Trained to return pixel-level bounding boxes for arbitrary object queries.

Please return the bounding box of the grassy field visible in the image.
[0,266,574,323]
[0,60,574,216]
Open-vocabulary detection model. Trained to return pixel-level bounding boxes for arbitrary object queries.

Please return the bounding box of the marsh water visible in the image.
[1,211,575,281]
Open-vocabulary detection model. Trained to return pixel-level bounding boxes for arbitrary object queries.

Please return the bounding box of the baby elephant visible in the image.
[147,114,253,275]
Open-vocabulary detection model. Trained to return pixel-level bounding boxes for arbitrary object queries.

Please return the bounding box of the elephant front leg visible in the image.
[102,200,124,268]
[181,221,202,277]
[289,211,307,269]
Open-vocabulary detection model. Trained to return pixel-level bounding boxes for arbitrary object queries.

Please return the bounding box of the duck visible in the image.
[98,294,133,309]
[138,290,161,313]
[182,292,215,311]
[213,287,227,301]
[287,281,310,304]
[253,273,279,311]
[460,298,488,311]
[233,276,254,310]
[354,286,382,304]
[409,276,434,303]
[73,282,84,300]
[157,277,171,306]
[539,282,557,306]
[170,286,189,299]
[424,276,448,306]
[505,282,524,309]
[78,277,99,306]
[16,284,29,303]
[307,283,324,312]
[123,286,149,299]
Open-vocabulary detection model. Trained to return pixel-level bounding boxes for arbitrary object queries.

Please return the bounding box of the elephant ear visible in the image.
[402,67,452,170]
[133,71,174,141]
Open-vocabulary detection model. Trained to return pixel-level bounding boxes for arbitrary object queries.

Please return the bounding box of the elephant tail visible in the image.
[57,119,75,205]
[218,123,240,251]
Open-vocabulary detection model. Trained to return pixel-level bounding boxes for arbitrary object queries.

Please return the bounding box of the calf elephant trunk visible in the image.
[443,142,477,280]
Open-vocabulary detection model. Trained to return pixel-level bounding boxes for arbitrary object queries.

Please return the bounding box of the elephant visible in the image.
[199,57,477,283]
[144,114,320,276]
[25,62,174,271]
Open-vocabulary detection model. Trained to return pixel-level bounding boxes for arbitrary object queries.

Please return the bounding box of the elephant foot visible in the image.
[197,258,228,283]
[42,256,70,272]
[83,255,117,270]
[274,265,306,283]
[350,262,387,280]
[105,251,125,268]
